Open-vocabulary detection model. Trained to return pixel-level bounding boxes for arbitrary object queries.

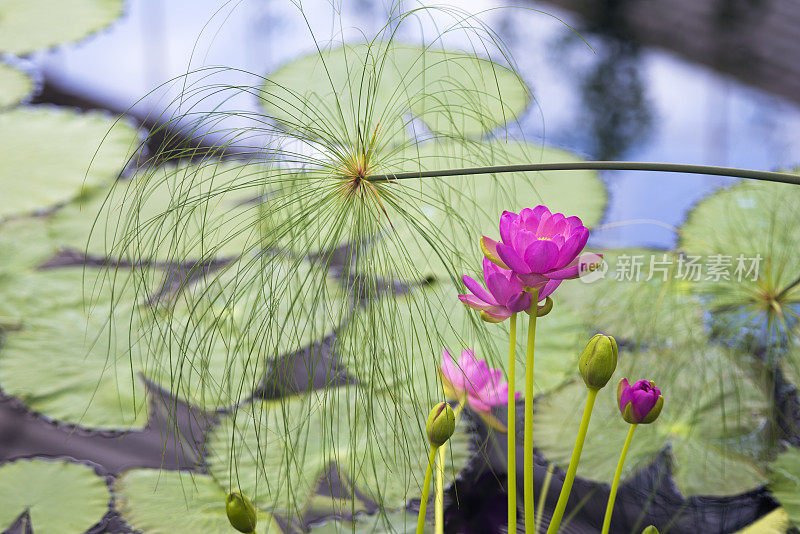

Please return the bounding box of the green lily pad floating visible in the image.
[769,448,800,528]
[207,386,472,517]
[555,249,707,349]
[339,281,589,401]
[311,511,427,533]
[0,61,34,107]
[48,160,273,262]
[114,469,282,534]
[142,256,340,409]
[0,0,123,54]
[0,216,56,277]
[0,266,159,429]
[0,457,110,533]
[261,42,529,144]
[733,507,791,534]
[533,345,770,497]
[679,179,800,350]
[0,107,139,221]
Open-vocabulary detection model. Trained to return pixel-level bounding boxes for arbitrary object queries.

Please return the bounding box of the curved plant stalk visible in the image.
[417,446,440,534]
[524,287,540,533]
[366,162,800,185]
[546,388,599,534]
[507,312,519,534]
[601,424,637,534]
[535,464,555,534]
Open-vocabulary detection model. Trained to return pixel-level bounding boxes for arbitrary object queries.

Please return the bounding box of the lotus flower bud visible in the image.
[578,334,618,390]
[426,402,456,447]
[617,378,664,425]
[226,491,257,533]
[641,526,659,534]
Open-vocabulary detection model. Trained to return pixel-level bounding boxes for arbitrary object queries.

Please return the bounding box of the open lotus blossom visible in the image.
[459,257,561,322]
[617,378,664,425]
[440,348,520,413]
[481,205,596,289]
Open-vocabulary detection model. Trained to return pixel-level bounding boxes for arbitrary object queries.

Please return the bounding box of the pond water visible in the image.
[31,0,800,250]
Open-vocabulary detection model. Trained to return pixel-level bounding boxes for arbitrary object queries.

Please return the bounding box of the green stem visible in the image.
[417,445,440,534]
[524,288,540,534]
[435,445,445,534]
[365,162,800,186]
[546,388,599,534]
[601,424,637,534]
[535,464,554,534]
[507,312,518,534]
[435,402,465,534]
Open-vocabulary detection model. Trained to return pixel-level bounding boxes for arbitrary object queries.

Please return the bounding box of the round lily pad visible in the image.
[207,386,472,516]
[0,216,56,277]
[261,42,530,144]
[769,447,800,528]
[0,266,157,429]
[0,107,139,220]
[114,469,282,533]
[0,457,110,533]
[0,0,124,55]
[0,61,34,108]
[555,248,707,349]
[534,345,771,497]
[48,160,272,262]
[339,280,590,401]
[679,179,800,352]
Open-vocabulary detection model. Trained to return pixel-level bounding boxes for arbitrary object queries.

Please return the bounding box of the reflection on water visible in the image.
[29,0,800,250]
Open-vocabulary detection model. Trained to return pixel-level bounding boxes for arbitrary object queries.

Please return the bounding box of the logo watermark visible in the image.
[578,253,762,283]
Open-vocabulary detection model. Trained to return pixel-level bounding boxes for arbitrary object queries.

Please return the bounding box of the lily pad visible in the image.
[0,61,34,107]
[0,107,139,220]
[339,281,589,400]
[533,345,770,497]
[206,386,472,516]
[114,469,282,533]
[769,447,800,527]
[141,256,340,409]
[0,267,156,429]
[261,43,529,144]
[0,0,124,55]
[48,160,272,262]
[0,216,56,277]
[0,457,110,533]
[555,249,707,349]
[679,179,800,351]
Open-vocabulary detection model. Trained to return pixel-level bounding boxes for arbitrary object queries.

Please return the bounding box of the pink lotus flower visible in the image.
[458,257,561,323]
[480,205,595,288]
[440,348,520,413]
[617,378,664,425]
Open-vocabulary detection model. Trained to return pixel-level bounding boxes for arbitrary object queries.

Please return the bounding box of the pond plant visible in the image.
[2,2,800,533]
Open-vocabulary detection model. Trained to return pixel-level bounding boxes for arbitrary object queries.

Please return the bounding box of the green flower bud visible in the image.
[641,526,659,534]
[578,334,618,390]
[226,491,257,533]
[426,402,456,447]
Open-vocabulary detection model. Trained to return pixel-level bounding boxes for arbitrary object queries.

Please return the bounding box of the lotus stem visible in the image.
[535,464,554,534]
[436,402,464,534]
[546,388,599,534]
[365,162,800,186]
[524,287,540,533]
[417,445,440,534]
[601,424,637,534]
[508,312,518,534]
